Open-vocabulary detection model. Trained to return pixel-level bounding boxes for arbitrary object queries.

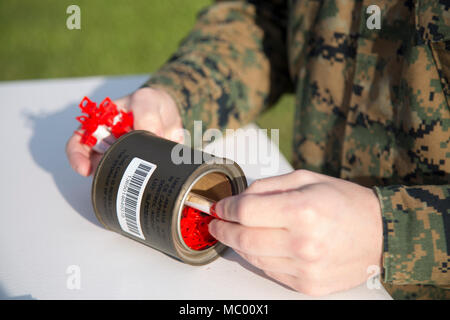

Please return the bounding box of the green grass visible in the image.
[0,0,212,79]
[0,0,294,162]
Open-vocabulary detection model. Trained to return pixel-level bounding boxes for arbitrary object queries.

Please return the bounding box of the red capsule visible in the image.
[180,206,218,250]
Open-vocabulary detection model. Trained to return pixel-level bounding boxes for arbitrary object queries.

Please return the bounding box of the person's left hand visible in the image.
[208,170,383,296]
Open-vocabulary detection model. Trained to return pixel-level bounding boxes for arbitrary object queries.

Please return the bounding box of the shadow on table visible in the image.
[24,75,149,228]
[220,248,295,292]
[0,283,35,300]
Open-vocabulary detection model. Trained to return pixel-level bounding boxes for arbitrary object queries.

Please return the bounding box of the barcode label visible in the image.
[116,157,157,239]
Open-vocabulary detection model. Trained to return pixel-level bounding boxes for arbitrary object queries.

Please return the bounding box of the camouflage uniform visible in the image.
[143,0,450,299]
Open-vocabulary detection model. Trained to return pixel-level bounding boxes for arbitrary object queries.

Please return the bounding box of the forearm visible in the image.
[143,0,293,133]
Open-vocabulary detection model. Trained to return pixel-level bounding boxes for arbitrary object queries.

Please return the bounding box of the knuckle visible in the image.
[299,205,319,227]
[303,244,322,262]
[291,239,322,262]
[290,203,318,229]
[293,169,326,189]
[246,179,264,193]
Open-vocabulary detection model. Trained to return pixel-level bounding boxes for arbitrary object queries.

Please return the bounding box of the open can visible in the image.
[91,130,247,265]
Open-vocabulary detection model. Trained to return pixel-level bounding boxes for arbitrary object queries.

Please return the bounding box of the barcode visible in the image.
[123,163,151,234]
[116,158,157,239]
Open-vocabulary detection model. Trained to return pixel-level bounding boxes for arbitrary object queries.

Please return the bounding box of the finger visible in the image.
[235,250,299,276]
[66,133,92,176]
[208,219,291,257]
[215,191,298,228]
[245,170,322,195]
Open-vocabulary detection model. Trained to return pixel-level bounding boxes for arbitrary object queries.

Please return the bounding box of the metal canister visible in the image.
[91,130,247,265]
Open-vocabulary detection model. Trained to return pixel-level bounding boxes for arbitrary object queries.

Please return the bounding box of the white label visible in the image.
[116,157,156,239]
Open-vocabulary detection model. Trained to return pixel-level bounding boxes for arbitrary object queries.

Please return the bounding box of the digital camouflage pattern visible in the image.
[144,0,450,299]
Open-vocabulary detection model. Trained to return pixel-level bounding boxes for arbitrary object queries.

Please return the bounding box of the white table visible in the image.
[0,75,391,299]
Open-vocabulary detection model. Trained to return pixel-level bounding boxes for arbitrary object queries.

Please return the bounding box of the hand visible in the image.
[208,170,383,296]
[65,87,183,176]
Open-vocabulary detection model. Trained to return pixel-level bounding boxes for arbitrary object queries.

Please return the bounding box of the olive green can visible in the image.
[91,130,247,265]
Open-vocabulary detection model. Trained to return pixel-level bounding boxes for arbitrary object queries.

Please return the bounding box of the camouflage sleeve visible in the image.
[374,185,450,286]
[142,0,292,133]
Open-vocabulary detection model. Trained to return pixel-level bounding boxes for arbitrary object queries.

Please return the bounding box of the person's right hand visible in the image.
[65,86,183,176]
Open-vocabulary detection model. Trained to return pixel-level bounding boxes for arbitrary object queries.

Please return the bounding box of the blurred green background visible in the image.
[0,0,294,162]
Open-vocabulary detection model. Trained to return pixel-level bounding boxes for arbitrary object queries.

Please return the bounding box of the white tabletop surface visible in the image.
[0,75,391,299]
